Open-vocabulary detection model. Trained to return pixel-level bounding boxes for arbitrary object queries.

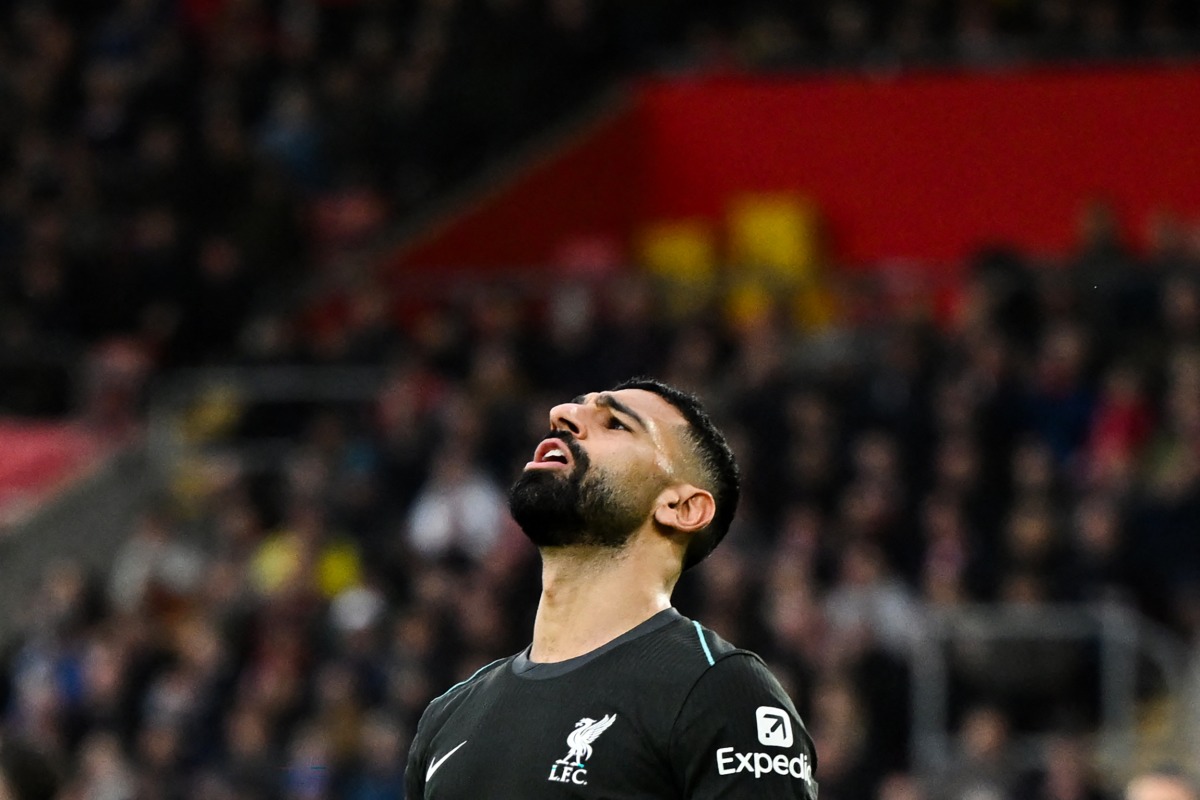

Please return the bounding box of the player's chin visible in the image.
[510,465,568,502]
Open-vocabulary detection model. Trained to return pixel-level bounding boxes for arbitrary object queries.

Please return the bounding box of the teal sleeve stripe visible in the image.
[692,620,715,666]
[436,657,506,700]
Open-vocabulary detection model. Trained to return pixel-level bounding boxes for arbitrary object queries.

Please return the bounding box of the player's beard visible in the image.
[508,434,649,551]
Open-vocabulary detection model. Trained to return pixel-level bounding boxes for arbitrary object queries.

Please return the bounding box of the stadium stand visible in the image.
[3,2,1200,799]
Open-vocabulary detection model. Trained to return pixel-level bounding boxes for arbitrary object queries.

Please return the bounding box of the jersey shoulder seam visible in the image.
[686,619,760,669]
[431,655,509,705]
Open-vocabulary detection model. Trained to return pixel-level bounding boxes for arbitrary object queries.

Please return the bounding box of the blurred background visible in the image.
[2,1,1200,798]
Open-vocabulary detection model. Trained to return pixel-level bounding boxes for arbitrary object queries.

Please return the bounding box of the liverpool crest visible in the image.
[547,714,617,786]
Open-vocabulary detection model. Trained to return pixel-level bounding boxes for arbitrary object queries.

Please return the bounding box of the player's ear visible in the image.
[653,484,715,533]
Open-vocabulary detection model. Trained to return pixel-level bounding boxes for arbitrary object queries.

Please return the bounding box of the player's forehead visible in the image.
[576,388,688,429]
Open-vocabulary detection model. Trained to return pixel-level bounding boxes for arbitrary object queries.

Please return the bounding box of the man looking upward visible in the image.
[406,378,818,798]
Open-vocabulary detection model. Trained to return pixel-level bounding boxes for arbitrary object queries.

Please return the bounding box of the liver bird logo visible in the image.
[556,714,617,767]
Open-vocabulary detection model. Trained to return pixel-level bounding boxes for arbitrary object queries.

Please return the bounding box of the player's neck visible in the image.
[530,542,673,663]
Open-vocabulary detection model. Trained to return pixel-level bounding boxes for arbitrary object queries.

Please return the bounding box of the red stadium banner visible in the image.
[389,64,1200,275]
[0,420,113,527]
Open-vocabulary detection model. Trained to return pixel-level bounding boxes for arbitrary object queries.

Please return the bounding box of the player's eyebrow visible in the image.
[574,392,648,431]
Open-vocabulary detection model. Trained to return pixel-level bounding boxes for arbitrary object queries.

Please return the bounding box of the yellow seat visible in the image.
[637,220,718,317]
[727,194,836,330]
[727,193,819,282]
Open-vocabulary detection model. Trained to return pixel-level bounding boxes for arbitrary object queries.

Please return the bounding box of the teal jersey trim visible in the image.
[692,620,715,666]
[436,657,506,701]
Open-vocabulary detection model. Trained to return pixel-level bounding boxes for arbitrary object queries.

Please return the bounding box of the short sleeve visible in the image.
[670,654,818,799]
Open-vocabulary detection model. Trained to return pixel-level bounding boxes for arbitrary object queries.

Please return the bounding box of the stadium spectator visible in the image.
[108,507,207,615]
[933,705,1017,800]
[404,444,508,563]
[0,737,60,800]
[1125,769,1199,800]
[1015,734,1112,800]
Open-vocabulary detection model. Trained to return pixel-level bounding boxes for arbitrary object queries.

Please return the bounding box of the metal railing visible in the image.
[910,602,1190,778]
[147,365,388,473]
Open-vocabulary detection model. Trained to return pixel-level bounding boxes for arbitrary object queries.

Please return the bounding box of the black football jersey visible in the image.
[405,608,818,799]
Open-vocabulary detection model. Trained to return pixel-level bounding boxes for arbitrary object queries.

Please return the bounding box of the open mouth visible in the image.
[525,437,575,471]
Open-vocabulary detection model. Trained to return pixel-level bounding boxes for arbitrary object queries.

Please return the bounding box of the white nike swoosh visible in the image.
[426,740,468,781]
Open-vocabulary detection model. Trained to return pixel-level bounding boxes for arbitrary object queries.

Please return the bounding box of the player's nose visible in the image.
[549,402,586,437]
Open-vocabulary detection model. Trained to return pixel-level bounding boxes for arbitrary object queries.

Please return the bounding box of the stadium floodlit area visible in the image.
[2,2,1200,799]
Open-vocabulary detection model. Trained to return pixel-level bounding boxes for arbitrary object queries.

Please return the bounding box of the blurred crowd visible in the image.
[2,201,1200,799]
[4,0,1200,418]
[4,1,1200,799]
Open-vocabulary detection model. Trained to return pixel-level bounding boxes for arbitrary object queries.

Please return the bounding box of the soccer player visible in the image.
[406,378,818,798]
